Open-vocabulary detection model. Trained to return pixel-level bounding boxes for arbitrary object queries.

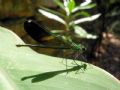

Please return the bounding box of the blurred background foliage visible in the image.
[0,0,120,80]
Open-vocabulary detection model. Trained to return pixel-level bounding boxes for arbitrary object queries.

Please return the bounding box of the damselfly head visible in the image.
[24,19,54,42]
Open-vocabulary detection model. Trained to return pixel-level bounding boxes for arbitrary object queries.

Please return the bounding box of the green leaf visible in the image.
[80,0,92,6]
[40,6,66,19]
[70,14,101,25]
[72,11,91,19]
[67,0,76,13]
[0,26,120,90]
[38,9,66,25]
[74,25,97,39]
[63,0,75,16]
[72,4,96,13]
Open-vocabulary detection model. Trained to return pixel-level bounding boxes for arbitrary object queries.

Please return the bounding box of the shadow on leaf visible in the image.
[21,64,86,83]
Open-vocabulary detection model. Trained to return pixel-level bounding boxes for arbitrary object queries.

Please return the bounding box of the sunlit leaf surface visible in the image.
[0,26,120,90]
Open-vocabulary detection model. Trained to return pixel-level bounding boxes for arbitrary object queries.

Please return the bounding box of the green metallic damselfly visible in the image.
[16,19,87,71]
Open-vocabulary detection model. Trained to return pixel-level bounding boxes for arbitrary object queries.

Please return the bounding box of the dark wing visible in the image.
[24,19,53,42]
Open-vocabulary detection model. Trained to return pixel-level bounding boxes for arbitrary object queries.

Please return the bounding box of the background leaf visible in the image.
[74,25,97,39]
[72,11,91,19]
[72,4,96,13]
[67,0,76,13]
[0,26,120,90]
[40,7,66,18]
[80,0,92,6]
[70,14,101,25]
[38,9,66,25]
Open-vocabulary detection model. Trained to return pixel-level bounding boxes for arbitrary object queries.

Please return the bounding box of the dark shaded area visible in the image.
[92,32,120,79]
[88,0,120,79]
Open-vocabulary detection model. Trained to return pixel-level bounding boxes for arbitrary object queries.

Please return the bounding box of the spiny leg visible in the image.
[71,51,80,66]
[72,51,88,73]
[75,64,87,74]
[59,50,70,73]
[60,50,67,64]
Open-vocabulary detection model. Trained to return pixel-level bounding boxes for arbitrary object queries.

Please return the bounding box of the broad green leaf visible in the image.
[0,26,120,90]
[0,68,16,90]
[38,9,66,25]
[70,14,101,25]
[72,4,96,13]
[74,25,97,39]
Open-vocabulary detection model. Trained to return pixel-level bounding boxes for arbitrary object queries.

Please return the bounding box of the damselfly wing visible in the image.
[24,19,54,42]
[17,19,71,49]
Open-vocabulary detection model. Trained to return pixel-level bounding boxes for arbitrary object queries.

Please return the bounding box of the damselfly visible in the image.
[16,19,87,70]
